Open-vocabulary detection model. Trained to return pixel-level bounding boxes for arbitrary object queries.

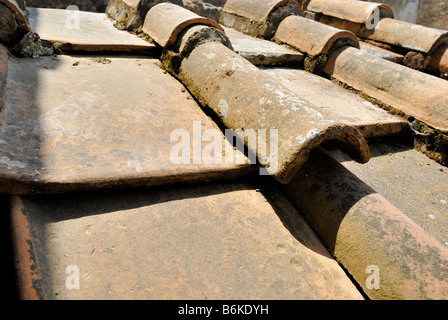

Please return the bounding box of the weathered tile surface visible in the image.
[0,46,249,194]
[262,68,408,139]
[177,42,370,184]
[11,182,363,299]
[324,46,448,133]
[27,8,156,53]
[142,2,223,48]
[360,41,404,63]
[222,26,304,66]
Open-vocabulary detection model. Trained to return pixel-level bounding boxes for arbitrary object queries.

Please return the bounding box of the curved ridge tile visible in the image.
[324,46,448,133]
[0,0,29,28]
[366,18,448,54]
[307,0,393,24]
[142,2,223,48]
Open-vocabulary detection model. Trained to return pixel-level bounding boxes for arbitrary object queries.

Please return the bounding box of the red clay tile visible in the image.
[324,46,448,133]
[222,26,304,66]
[0,0,29,29]
[0,45,249,194]
[222,0,301,24]
[359,41,404,63]
[220,0,302,38]
[10,182,363,299]
[262,68,408,139]
[361,18,448,54]
[106,0,184,30]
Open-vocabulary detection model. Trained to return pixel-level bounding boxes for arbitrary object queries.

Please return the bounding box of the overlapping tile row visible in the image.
[0,44,250,194]
[143,2,370,184]
[306,0,448,76]
[323,46,448,133]
[159,1,448,300]
[220,0,302,39]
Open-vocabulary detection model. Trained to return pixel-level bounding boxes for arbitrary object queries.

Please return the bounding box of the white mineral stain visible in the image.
[218,100,229,118]
[0,156,26,169]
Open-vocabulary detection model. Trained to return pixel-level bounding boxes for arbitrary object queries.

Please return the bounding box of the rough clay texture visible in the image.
[11,32,54,58]
[284,148,448,300]
[177,42,369,183]
[25,0,110,12]
[11,182,364,300]
[324,46,448,134]
[183,0,225,22]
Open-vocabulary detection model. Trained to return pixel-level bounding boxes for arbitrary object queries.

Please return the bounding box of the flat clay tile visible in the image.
[274,15,359,56]
[27,8,157,53]
[0,45,249,194]
[11,182,363,299]
[307,0,393,24]
[142,2,223,48]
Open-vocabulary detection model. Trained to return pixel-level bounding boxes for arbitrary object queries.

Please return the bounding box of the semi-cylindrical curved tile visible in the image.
[362,18,448,54]
[142,2,223,48]
[222,0,301,23]
[0,44,250,194]
[0,0,29,28]
[274,15,359,56]
[284,148,448,300]
[429,41,448,75]
[178,42,370,183]
[324,46,448,133]
[307,0,393,24]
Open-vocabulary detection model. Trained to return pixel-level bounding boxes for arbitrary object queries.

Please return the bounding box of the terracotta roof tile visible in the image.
[0,45,249,194]
[142,2,223,48]
[2,0,448,301]
[11,182,363,299]
[307,0,394,24]
[27,8,157,53]
[273,14,359,56]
